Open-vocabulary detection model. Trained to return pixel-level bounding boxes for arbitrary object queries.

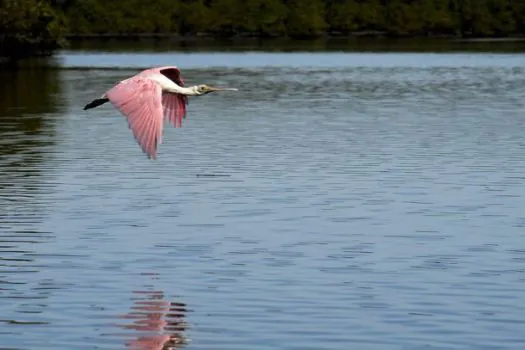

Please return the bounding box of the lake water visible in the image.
[2,40,525,350]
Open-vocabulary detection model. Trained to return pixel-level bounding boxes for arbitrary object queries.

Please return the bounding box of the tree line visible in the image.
[0,0,67,60]
[1,0,525,60]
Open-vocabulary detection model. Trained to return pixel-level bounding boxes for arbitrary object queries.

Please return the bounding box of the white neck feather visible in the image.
[150,74,200,95]
[174,85,199,96]
[171,85,199,96]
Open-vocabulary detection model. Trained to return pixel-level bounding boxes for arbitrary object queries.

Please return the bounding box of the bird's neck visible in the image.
[170,85,199,96]
[152,74,199,95]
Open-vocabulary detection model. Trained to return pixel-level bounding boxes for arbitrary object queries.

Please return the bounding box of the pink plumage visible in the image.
[106,66,188,159]
[83,65,237,159]
[139,66,188,129]
[161,93,186,128]
[105,77,165,159]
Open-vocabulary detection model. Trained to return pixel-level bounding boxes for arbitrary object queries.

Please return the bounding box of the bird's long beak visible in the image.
[207,86,238,92]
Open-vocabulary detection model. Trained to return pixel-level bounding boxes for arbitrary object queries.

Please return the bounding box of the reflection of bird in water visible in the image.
[83,66,238,159]
[119,290,189,350]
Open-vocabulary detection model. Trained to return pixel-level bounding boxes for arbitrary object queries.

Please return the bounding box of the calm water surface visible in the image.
[2,43,525,349]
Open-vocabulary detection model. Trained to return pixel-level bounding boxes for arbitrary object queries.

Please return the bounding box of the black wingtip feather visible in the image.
[83,98,109,110]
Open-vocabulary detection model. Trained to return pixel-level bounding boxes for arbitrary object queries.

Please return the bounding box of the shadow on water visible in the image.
[0,58,61,224]
[0,58,61,168]
[0,59,63,345]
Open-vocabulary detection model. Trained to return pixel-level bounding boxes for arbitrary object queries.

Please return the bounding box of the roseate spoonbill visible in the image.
[83,66,237,159]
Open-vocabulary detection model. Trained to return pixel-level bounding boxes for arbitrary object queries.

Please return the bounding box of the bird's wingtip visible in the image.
[83,98,109,111]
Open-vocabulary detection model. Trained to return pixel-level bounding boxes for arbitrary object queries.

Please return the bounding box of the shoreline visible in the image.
[3,34,524,65]
[64,33,525,42]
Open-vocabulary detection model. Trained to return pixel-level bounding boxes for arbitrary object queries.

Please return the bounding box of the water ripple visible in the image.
[1,51,525,349]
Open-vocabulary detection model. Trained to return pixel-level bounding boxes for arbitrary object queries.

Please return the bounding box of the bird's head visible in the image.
[194,84,238,96]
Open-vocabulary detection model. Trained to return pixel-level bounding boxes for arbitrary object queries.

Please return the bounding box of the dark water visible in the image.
[2,41,525,349]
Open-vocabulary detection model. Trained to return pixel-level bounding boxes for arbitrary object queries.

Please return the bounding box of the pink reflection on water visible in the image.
[119,289,188,350]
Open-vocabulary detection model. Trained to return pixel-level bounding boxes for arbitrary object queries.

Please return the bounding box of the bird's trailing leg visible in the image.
[83,97,109,110]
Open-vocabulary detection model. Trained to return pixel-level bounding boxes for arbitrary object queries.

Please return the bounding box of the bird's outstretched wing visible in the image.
[161,93,187,128]
[159,67,188,128]
[105,77,164,159]
[159,66,185,86]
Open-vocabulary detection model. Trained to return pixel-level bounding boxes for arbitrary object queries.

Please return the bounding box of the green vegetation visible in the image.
[1,0,524,60]
[64,0,525,38]
[0,0,67,61]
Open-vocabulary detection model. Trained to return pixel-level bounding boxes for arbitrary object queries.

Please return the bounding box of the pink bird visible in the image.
[83,66,237,159]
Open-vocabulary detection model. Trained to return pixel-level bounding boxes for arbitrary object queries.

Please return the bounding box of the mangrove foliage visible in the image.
[1,0,524,60]
[63,0,525,38]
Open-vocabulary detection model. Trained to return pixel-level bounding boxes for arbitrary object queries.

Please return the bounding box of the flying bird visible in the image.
[83,66,237,159]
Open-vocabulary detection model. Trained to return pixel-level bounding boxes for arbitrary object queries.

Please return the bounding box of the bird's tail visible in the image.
[83,97,109,110]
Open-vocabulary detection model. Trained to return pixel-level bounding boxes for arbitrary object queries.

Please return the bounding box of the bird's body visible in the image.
[83,66,237,159]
